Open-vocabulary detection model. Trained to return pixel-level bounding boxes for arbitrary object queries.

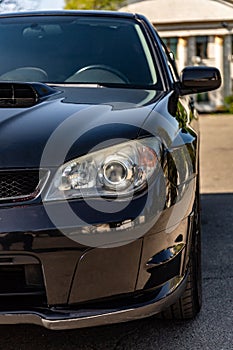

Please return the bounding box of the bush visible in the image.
[224,95,233,113]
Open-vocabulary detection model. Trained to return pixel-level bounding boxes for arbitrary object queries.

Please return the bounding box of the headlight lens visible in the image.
[44,138,160,201]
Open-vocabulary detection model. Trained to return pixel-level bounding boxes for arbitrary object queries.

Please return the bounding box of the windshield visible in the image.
[0,15,162,88]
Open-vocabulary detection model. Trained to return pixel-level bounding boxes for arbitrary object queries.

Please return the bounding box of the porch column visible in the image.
[187,36,196,65]
[214,36,224,108]
[223,34,232,98]
[177,37,188,72]
[207,36,215,58]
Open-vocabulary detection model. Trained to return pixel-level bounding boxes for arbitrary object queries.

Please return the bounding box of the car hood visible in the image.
[0,85,165,168]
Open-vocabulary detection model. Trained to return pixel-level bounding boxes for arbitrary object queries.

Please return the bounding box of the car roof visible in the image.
[0,10,137,20]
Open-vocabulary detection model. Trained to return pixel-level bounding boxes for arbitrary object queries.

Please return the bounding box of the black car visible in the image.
[0,10,221,330]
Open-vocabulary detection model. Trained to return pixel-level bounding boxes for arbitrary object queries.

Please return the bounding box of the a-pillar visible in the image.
[177,37,188,72]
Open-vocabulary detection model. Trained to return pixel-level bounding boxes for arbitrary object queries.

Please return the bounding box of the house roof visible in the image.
[120,0,233,24]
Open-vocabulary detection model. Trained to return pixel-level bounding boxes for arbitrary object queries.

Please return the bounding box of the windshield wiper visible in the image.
[49,82,161,90]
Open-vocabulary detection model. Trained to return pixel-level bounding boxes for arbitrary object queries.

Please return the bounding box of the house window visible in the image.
[196,36,208,59]
[163,37,178,58]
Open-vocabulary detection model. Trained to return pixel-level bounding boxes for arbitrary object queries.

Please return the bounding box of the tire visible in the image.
[158,192,202,320]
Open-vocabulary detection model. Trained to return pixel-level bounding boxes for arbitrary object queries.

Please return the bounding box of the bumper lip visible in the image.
[0,275,187,330]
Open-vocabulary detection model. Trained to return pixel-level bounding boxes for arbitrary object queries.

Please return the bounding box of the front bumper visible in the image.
[0,178,195,327]
[0,275,187,330]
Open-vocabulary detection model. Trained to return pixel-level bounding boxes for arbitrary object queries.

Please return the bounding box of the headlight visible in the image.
[44,138,160,201]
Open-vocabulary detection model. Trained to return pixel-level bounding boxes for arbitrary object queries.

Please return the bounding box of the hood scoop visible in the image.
[0,82,58,108]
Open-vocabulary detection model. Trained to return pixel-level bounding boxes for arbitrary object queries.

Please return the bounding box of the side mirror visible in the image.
[180,66,221,96]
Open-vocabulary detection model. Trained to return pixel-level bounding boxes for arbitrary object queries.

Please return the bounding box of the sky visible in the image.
[37,0,65,10]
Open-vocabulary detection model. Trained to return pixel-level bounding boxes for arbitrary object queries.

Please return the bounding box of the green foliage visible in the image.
[224,95,233,113]
[65,0,124,10]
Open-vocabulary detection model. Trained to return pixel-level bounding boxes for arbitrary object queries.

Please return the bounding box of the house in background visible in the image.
[120,0,233,111]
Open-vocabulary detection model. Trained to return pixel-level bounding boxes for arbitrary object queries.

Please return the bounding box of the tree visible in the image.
[0,0,38,12]
[64,0,125,11]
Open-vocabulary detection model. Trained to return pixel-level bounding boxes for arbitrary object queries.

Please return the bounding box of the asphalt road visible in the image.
[0,115,232,349]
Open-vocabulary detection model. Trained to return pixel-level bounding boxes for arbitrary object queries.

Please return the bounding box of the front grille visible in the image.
[0,170,47,202]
